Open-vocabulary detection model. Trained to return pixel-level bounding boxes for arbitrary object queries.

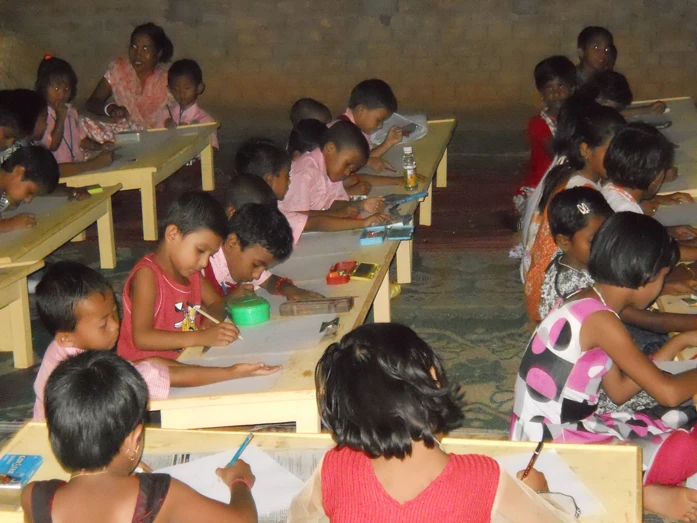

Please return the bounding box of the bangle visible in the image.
[104,103,116,116]
[230,477,252,490]
[275,277,294,296]
[687,265,696,279]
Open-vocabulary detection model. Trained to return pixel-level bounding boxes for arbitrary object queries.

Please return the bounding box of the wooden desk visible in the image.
[0,261,43,368]
[0,423,642,523]
[60,123,217,241]
[0,185,120,270]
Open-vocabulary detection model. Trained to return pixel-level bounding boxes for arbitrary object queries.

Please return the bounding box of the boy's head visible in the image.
[8,89,48,141]
[577,26,614,74]
[347,79,397,134]
[36,261,119,350]
[290,98,332,127]
[168,59,204,109]
[578,71,633,112]
[0,90,22,149]
[604,122,674,196]
[320,120,370,182]
[161,191,229,278]
[234,138,291,200]
[223,175,278,216]
[288,119,327,159]
[45,350,147,472]
[223,203,293,283]
[1,145,59,205]
[35,56,78,108]
[533,56,576,114]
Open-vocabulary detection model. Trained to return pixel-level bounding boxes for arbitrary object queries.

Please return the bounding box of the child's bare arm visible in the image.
[357,173,401,186]
[48,105,68,151]
[370,126,403,159]
[0,215,36,232]
[260,275,324,301]
[620,307,697,335]
[201,278,228,322]
[57,151,114,178]
[305,213,389,232]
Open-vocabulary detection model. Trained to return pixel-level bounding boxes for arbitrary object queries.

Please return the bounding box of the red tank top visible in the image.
[321,447,500,523]
[117,254,202,362]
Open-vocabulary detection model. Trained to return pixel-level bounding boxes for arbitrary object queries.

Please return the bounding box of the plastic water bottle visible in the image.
[402,146,418,191]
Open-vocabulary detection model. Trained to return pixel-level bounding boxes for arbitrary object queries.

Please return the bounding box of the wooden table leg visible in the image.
[436,147,448,188]
[295,405,321,433]
[419,181,433,226]
[71,231,87,242]
[373,272,391,322]
[97,198,117,269]
[141,180,158,241]
[0,279,34,368]
[200,143,215,191]
[396,239,413,284]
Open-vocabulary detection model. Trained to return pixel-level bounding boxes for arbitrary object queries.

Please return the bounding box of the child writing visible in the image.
[513,212,697,522]
[23,350,259,522]
[35,56,114,177]
[33,260,280,421]
[290,323,576,522]
[290,97,332,127]
[288,119,327,160]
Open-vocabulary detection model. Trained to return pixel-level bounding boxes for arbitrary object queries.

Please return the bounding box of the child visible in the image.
[234,138,291,201]
[513,212,697,522]
[576,26,614,85]
[290,97,332,127]
[287,119,327,160]
[10,88,49,146]
[154,59,219,150]
[32,260,279,421]
[0,90,25,161]
[35,56,115,177]
[23,350,258,522]
[514,56,576,207]
[289,323,575,521]
[278,120,389,235]
[117,192,272,363]
[577,70,633,112]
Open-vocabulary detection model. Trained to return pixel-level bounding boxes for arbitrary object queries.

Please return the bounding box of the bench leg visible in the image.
[97,198,117,269]
[436,147,448,188]
[201,143,215,191]
[373,272,391,322]
[419,182,433,226]
[141,181,158,241]
[295,407,321,433]
[396,239,413,284]
[0,280,34,368]
[71,231,87,242]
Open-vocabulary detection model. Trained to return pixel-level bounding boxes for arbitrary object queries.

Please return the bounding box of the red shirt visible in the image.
[518,114,554,192]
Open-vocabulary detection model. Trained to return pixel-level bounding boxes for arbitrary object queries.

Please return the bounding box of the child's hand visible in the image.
[227,284,256,299]
[362,197,385,214]
[385,126,404,147]
[232,362,282,377]
[662,280,697,296]
[366,157,395,173]
[106,104,130,119]
[334,205,360,218]
[164,118,177,129]
[649,101,667,115]
[670,225,697,240]
[282,286,324,301]
[1,214,36,231]
[363,213,391,227]
[89,150,115,170]
[199,321,240,346]
[665,167,679,183]
[216,459,256,490]
[68,187,91,201]
[100,141,116,152]
[55,104,68,121]
[665,192,694,205]
[516,469,549,492]
[346,181,372,196]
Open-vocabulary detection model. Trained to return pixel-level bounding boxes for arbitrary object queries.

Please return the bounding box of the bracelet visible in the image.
[687,265,696,279]
[275,277,294,296]
[104,103,116,116]
[229,477,252,490]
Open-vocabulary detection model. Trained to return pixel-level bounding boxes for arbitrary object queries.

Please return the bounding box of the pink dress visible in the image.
[40,105,87,163]
[152,101,219,149]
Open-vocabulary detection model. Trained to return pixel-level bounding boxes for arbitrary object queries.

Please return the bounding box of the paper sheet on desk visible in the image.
[370,113,428,146]
[654,201,697,226]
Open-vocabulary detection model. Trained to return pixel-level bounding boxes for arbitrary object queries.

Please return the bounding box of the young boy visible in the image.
[576,26,614,85]
[290,98,332,127]
[234,138,291,201]
[278,120,389,235]
[0,90,24,162]
[32,261,279,421]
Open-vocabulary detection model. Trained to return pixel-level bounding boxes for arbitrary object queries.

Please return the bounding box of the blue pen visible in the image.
[226,433,254,467]
[221,282,228,296]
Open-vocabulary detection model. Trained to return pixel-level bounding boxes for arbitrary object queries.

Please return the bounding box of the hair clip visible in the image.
[577,203,590,215]
[43,54,52,60]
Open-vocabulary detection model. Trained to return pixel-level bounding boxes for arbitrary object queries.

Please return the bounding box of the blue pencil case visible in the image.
[360,226,386,246]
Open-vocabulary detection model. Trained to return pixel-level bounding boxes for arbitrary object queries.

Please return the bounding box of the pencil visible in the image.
[189,303,244,340]
[520,440,544,480]
[226,433,254,467]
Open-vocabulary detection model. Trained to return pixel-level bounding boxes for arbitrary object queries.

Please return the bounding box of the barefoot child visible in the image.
[23,350,259,522]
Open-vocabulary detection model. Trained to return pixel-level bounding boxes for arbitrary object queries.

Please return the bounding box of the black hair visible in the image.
[0,90,23,138]
[5,89,47,138]
[589,212,678,288]
[36,262,113,337]
[290,98,332,127]
[320,120,370,161]
[35,56,78,102]
[347,79,398,113]
[168,59,203,86]
[316,323,464,459]
[1,145,59,194]
[287,119,327,156]
[224,175,278,210]
[604,122,674,191]
[131,22,174,63]
[548,187,614,238]
[533,55,577,91]
[234,138,290,179]
[578,71,633,111]
[577,26,614,50]
[161,191,228,239]
[227,203,293,262]
[45,351,148,471]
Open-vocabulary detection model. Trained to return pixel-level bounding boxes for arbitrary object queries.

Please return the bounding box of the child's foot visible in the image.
[644,484,697,522]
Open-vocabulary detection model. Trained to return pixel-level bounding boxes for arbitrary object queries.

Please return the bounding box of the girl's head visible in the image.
[45,350,147,473]
[129,23,174,74]
[549,187,614,266]
[604,122,674,197]
[160,191,228,278]
[577,26,614,74]
[589,212,679,307]
[35,56,78,109]
[8,88,48,141]
[578,71,632,111]
[234,138,291,200]
[316,323,464,459]
[320,121,370,182]
[533,56,576,115]
[288,118,327,160]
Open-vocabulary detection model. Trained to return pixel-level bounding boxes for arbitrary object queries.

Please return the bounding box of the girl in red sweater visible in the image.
[290,324,576,522]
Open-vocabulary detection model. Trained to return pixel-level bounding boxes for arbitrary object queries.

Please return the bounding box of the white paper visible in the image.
[370,113,429,146]
[654,201,697,227]
[655,359,697,374]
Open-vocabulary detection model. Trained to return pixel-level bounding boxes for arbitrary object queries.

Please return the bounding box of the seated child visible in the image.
[577,70,633,112]
[33,260,278,421]
[290,97,332,127]
[287,119,328,160]
[289,323,575,522]
[278,120,389,235]
[513,211,697,522]
[234,138,291,201]
[9,89,49,146]
[0,90,27,162]
[514,56,576,207]
[576,26,614,85]
[23,350,259,522]
[154,59,219,150]
[35,56,114,177]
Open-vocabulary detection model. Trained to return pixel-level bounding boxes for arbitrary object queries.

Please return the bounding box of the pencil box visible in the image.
[279,297,354,316]
[386,225,414,240]
[0,454,43,490]
[360,226,386,246]
[327,262,380,284]
[383,190,429,210]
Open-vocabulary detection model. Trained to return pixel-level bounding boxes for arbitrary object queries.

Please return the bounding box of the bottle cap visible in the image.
[403,146,413,154]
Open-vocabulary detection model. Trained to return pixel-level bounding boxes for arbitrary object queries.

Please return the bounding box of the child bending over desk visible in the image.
[290,97,332,127]
[23,350,258,522]
[289,323,576,522]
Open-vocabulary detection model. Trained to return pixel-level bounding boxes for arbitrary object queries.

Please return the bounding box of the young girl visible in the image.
[22,350,258,522]
[36,56,114,177]
[513,212,697,522]
[289,323,577,522]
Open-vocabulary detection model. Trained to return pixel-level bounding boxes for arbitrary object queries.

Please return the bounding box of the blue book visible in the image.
[0,454,43,489]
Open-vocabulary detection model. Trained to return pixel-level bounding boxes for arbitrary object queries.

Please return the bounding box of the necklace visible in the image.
[591,285,607,306]
[71,468,109,479]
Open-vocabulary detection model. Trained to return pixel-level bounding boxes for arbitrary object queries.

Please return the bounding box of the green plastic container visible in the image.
[226,295,270,326]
